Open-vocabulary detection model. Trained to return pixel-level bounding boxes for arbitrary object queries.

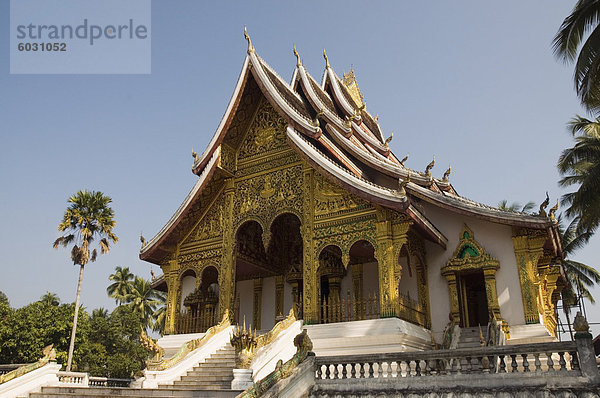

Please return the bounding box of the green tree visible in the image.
[107,266,134,305]
[151,293,167,335]
[125,277,163,332]
[39,292,60,306]
[553,0,600,112]
[0,291,8,306]
[53,190,118,371]
[497,200,536,213]
[558,116,600,237]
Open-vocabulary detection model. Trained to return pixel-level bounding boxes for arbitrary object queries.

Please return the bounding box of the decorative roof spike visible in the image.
[425,156,435,177]
[312,110,324,127]
[192,148,199,163]
[374,114,379,122]
[549,199,559,221]
[398,170,411,196]
[140,233,146,247]
[244,25,254,53]
[443,166,451,182]
[323,48,330,68]
[385,132,393,146]
[399,153,409,167]
[539,192,550,217]
[293,44,301,67]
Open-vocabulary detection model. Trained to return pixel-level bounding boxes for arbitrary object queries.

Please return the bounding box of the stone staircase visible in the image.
[29,344,240,398]
[457,326,487,349]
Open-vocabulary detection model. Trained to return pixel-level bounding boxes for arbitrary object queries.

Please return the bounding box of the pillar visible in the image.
[253,278,262,329]
[163,259,179,335]
[275,275,284,319]
[219,179,236,318]
[302,167,318,324]
[375,208,397,317]
[512,233,546,324]
[483,268,501,320]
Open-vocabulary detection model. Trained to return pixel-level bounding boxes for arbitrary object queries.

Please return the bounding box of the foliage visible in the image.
[0,291,8,306]
[497,200,536,213]
[107,266,134,305]
[553,0,600,113]
[124,277,164,332]
[558,116,600,238]
[39,292,60,307]
[556,214,600,303]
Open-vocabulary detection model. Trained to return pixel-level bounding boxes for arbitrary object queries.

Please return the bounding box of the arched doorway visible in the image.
[318,245,345,323]
[348,240,379,321]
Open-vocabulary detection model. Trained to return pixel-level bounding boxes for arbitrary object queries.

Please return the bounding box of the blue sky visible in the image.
[0,1,598,336]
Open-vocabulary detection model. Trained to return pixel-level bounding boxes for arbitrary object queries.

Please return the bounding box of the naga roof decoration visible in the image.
[140,35,560,264]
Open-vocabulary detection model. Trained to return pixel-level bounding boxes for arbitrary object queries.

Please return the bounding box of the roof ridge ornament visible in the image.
[323,48,330,68]
[538,192,550,217]
[425,156,435,177]
[549,199,559,221]
[244,25,254,53]
[399,171,411,196]
[385,132,393,147]
[399,153,409,167]
[293,44,301,67]
[443,166,451,182]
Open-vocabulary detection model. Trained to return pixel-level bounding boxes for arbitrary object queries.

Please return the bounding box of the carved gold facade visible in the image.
[158,95,432,333]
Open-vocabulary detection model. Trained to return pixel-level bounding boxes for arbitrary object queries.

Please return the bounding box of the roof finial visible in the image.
[399,153,409,167]
[539,192,550,217]
[244,25,254,53]
[398,171,411,196]
[192,148,199,163]
[549,199,559,221]
[323,48,330,68]
[425,156,435,177]
[385,132,393,146]
[443,166,451,182]
[293,44,301,67]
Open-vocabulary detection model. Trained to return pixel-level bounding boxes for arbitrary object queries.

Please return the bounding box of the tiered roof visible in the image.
[140,33,561,264]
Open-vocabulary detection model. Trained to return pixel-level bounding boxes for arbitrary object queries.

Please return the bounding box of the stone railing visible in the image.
[315,341,582,380]
[88,376,132,387]
[57,371,88,386]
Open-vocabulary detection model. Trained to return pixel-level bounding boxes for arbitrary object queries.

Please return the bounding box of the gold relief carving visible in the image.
[220,180,236,318]
[164,269,179,334]
[314,173,370,218]
[302,167,318,323]
[512,231,546,324]
[313,218,377,258]
[219,143,236,174]
[238,99,287,160]
[253,278,262,329]
[236,151,301,177]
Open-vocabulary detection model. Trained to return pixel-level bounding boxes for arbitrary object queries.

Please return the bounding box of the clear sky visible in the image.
[1,1,598,337]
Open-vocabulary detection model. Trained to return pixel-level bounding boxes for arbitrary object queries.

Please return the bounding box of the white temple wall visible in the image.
[421,202,526,338]
[397,255,418,300]
[180,275,196,311]
[237,279,254,327]
[261,276,276,331]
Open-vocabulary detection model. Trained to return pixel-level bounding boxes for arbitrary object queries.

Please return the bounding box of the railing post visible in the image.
[573,312,600,382]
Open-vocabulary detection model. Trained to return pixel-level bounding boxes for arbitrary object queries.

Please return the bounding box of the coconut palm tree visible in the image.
[39,292,60,306]
[107,266,134,305]
[497,200,536,213]
[125,277,163,332]
[152,294,167,336]
[553,0,600,112]
[557,116,600,237]
[53,190,118,372]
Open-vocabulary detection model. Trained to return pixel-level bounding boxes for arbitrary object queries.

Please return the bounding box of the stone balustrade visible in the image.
[56,371,88,386]
[315,341,583,380]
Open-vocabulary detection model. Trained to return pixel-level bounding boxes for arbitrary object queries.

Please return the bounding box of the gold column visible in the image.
[253,278,262,329]
[302,166,318,324]
[375,208,398,317]
[219,179,236,318]
[512,233,546,324]
[275,275,284,319]
[163,259,179,335]
[443,272,461,324]
[483,268,501,320]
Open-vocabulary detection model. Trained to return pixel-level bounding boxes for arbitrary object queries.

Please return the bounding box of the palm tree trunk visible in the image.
[66,264,84,372]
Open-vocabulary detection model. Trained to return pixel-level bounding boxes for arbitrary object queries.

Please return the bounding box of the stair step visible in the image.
[31,386,241,397]
[186,369,233,376]
[179,375,233,383]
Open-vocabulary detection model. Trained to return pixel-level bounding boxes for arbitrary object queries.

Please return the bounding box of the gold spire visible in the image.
[323,48,330,68]
[293,44,301,66]
[244,25,254,53]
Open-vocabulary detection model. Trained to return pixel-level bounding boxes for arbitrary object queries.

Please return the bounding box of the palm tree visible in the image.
[152,292,167,335]
[125,277,163,332]
[107,266,134,304]
[497,200,536,213]
[92,308,109,319]
[558,116,600,238]
[53,190,118,372]
[553,0,600,112]
[557,214,600,303]
[39,292,60,306]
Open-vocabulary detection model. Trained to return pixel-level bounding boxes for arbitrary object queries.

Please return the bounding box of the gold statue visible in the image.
[399,153,409,167]
[539,192,550,217]
[244,25,254,52]
[425,156,435,177]
[443,166,451,182]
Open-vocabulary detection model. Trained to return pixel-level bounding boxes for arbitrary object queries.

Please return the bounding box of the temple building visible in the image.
[141,36,565,348]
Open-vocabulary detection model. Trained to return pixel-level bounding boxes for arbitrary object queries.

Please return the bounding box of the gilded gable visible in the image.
[238,99,287,160]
